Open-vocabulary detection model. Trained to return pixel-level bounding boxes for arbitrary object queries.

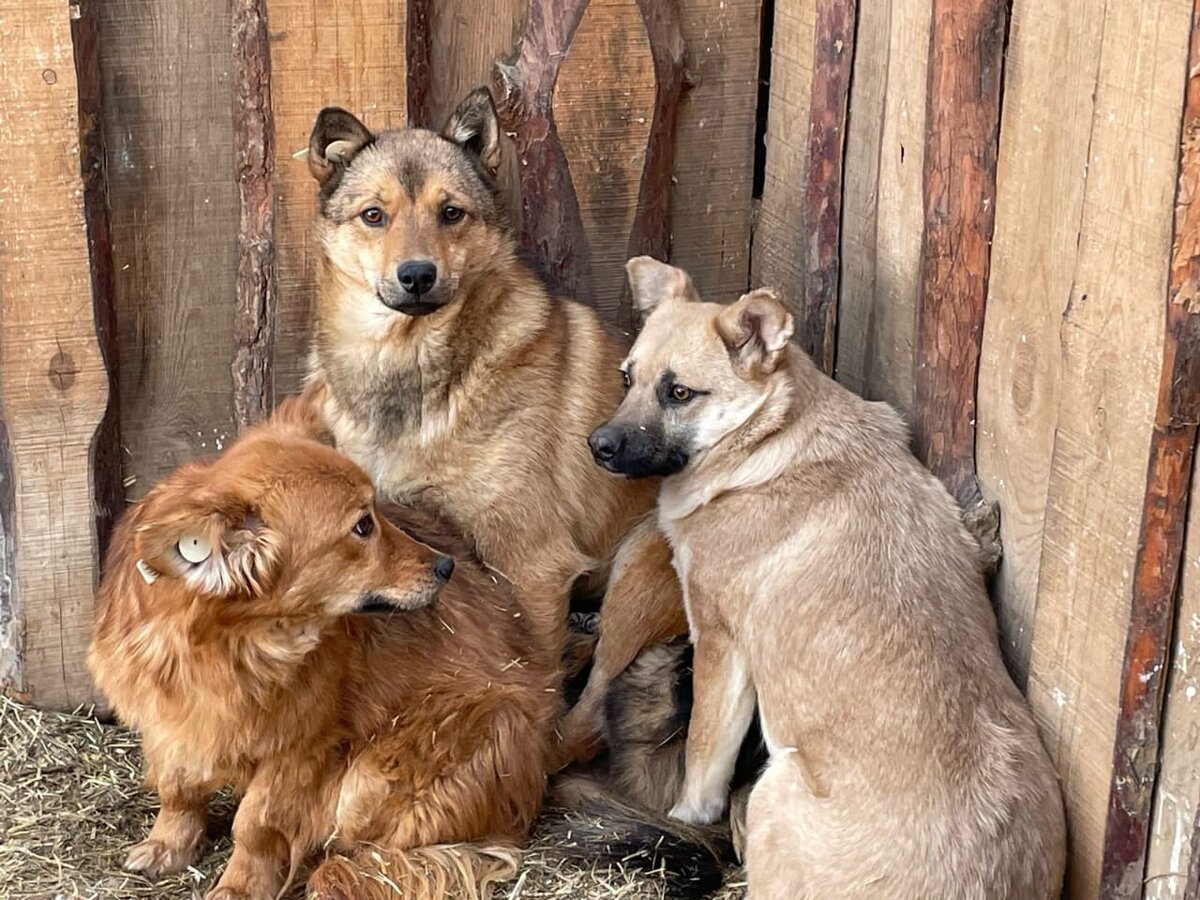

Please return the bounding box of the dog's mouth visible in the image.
[377,291,447,318]
[353,586,441,615]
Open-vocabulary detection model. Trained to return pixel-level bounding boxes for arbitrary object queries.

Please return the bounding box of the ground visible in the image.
[0,696,746,899]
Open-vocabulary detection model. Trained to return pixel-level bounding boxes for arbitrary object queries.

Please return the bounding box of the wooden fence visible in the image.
[1,0,1198,897]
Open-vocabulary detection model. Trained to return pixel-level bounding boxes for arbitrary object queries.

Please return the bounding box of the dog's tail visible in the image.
[307,842,521,900]
[539,773,731,899]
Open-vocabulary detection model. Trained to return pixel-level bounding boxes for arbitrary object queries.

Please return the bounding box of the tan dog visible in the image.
[588,257,1067,899]
[88,397,554,900]
[302,89,687,754]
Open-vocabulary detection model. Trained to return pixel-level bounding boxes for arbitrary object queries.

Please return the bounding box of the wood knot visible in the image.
[48,349,79,391]
[42,69,57,85]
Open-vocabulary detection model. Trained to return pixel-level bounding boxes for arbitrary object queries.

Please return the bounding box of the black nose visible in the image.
[397,260,438,296]
[588,426,624,462]
[432,555,455,582]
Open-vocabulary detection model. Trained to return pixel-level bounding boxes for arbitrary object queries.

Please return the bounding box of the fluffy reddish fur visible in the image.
[88,397,554,900]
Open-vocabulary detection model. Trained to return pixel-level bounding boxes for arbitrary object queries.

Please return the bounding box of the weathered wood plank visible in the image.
[911,0,1005,499]
[1100,7,1200,891]
[1023,0,1191,892]
[266,0,410,398]
[0,0,116,706]
[836,0,928,416]
[752,0,814,329]
[100,0,240,495]
[425,0,526,128]
[975,0,1102,685]
[1145,460,1200,899]
[231,0,276,428]
[798,0,855,373]
[669,0,760,302]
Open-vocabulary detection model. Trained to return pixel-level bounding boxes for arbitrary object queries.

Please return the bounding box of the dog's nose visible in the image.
[588,426,624,462]
[397,260,438,296]
[432,555,455,582]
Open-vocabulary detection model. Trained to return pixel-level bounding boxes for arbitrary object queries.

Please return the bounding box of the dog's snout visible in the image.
[588,426,623,462]
[397,260,438,296]
[433,554,455,582]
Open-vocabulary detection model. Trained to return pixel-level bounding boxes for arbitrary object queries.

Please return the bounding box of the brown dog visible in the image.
[88,397,554,900]
[588,257,1067,899]
[301,88,687,754]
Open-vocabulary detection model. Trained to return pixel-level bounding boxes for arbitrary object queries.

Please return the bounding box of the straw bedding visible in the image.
[0,696,746,899]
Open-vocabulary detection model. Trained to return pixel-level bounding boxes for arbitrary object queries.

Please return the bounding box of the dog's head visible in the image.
[308,87,510,320]
[589,257,794,478]
[128,416,453,625]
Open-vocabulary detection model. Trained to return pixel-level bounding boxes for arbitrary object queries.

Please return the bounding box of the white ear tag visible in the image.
[135,559,160,585]
[178,534,212,564]
[324,139,355,163]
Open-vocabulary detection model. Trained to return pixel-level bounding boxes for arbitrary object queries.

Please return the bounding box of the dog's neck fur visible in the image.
[312,246,551,440]
[658,348,848,523]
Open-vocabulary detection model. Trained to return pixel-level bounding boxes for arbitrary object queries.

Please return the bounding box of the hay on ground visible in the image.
[0,696,747,899]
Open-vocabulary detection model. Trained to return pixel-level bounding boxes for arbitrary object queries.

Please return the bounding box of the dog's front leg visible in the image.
[124,770,212,877]
[669,627,755,826]
[206,756,337,900]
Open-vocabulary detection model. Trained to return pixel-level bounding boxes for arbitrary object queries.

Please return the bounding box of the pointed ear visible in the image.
[136,491,282,597]
[442,87,502,176]
[625,256,699,314]
[308,107,374,190]
[715,289,794,377]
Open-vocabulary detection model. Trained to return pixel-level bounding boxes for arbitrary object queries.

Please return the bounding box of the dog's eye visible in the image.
[669,384,694,403]
[621,370,631,391]
[360,207,385,227]
[440,205,465,224]
[352,513,375,538]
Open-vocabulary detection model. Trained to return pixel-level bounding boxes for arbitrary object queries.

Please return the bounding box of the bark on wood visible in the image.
[800,0,856,374]
[493,0,594,300]
[406,0,433,127]
[912,0,1006,498]
[1100,8,1200,894]
[231,0,276,430]
[71,0,123,562]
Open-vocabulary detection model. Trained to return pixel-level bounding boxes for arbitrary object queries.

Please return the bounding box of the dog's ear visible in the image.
[442,87,502,176]
[136,490,282,598]
[269,381,333,446]
[625,256,699,313]
[715,288,794,377]
[308,107,374,189]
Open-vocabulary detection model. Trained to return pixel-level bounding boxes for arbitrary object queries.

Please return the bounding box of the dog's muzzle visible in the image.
[588,423,689,478]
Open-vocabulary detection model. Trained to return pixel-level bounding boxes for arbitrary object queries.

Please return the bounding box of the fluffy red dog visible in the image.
[88,398,554,899]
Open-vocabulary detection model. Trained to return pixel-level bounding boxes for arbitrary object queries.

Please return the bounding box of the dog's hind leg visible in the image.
[553,520,686,770]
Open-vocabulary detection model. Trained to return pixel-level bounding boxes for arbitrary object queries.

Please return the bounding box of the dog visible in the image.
[587,257,1067,899]
[301,87,688,760]
[87,395,555,900]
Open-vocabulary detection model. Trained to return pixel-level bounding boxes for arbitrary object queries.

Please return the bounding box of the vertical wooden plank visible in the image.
[1023,0,1191,893]
[798,0,855,373]
[1100,7,1200,891]
[0,0,115,706]
[231,0,276,428]
[425,0,526,128]
[752,0,814,327]
[911,0,1005,500]
[1146,462,1200,899]
[669,0,760,302]
[835,0,928,416]
[100,0,240,495]
[974,0,1101,687]
[266,0,410,399]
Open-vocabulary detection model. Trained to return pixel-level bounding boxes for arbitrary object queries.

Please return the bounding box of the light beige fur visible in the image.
[601,257,1067,899]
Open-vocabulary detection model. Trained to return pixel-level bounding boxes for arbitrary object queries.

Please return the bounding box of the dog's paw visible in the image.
[568,611,600,635]
[669,795,724,826]
[123,838,200,878]
[205,889,253,900]
[728,785,752,863]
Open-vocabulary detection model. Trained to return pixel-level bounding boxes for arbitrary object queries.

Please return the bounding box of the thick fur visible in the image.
[596,260,1067,899]
[303,89,680,710]
[88,399,554,900]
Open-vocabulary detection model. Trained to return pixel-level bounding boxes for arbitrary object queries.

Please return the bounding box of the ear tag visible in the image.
[178,534,212,565]
[324,139,355,163]
[135,559,160,585]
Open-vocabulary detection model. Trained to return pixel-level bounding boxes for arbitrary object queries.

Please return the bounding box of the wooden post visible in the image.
[231,0,277,429]
[0,0,119,706]
[799,0,856,374]
[1100,6,1200,895]
[912,0,1006,499]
